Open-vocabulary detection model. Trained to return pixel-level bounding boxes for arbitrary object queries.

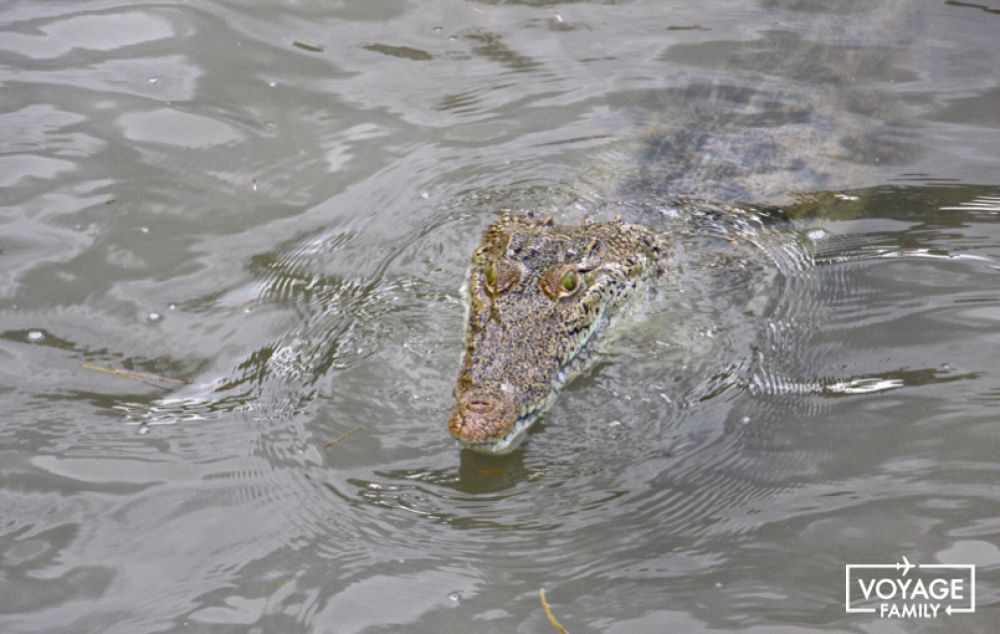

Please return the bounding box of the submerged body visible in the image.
[449,215,670,454]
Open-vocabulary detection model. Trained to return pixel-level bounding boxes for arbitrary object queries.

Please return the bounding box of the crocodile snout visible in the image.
[448,389,517,444]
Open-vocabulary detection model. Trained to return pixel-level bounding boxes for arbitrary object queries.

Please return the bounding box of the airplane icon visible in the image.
[896,556,914,576]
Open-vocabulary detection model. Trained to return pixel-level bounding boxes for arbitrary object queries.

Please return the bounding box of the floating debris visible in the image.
[293,41,325,53]
[147,311,163,323]
[540,588,568,634]
[362,43,432,61]
[83,363,190,390]
[27,330,45,343]
[324,426,361,449]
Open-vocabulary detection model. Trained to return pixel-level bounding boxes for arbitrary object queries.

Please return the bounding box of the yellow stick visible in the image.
[82,363,189,389]
[539,588,569,634]
[324,426,361,449]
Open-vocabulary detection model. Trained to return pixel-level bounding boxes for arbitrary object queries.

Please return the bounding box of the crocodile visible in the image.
[447,0,919,454]
[448,214,670,454]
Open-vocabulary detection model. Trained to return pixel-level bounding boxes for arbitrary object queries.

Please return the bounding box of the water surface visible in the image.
[2,0,1000,632]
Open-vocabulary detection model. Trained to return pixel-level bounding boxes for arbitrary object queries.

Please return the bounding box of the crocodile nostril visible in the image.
[465,397,495,413]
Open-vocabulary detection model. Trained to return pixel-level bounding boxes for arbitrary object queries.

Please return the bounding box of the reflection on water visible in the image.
[2,0,1000,632]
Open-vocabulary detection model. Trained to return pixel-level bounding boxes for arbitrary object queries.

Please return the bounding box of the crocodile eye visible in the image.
[560,270,578,293]
[485,259,521,296]
[540,266,582,299]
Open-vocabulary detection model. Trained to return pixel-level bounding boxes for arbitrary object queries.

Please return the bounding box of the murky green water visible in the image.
[2,0,999,632]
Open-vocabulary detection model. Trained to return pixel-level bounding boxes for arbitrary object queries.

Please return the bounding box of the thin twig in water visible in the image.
[83,363,190,390]
[324,426,361,449]
[540,588,569,634]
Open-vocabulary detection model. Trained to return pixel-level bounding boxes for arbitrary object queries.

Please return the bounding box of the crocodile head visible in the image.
[449,214,670,454]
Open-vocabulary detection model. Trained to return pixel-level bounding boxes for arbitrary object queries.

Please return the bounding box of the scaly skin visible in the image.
[449,214,670,454]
